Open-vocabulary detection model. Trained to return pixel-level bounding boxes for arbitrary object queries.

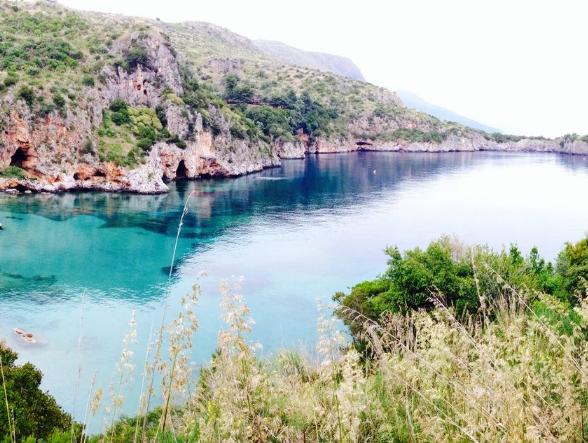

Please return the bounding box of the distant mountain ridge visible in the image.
[396,90,500,134]
[254,41,499,133]
[253,40,365,81]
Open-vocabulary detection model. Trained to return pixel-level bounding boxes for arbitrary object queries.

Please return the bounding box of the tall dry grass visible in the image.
[166,284,585,442]
[7,269,586,442]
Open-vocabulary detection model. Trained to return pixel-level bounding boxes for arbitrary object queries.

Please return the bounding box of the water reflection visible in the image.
[0,152,483,300]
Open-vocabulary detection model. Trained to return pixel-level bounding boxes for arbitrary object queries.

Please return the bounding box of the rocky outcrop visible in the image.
[364,133,588,155]
[0,29,278,194]
[274,141,306,159]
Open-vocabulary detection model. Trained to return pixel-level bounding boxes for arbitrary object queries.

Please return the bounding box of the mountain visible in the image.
[0,1,587,194]
[253,40,365,81]
[396,90,500,133]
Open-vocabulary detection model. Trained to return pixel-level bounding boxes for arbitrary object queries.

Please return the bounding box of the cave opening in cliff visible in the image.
[356,140,373,148]
[10,148,28,168]
[175,160,188,180]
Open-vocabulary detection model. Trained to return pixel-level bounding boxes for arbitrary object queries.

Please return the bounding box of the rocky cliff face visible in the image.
[0,7,279,193]
[0,2,587,195]
[362,133,588,155]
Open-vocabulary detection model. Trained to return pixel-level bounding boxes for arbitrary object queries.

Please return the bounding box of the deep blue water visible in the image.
[1,151,588,429]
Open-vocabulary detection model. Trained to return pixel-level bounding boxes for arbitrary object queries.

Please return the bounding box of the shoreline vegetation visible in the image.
[2,236,588,442]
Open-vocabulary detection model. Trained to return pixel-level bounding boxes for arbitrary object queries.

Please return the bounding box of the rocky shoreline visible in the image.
[2,134,588,195]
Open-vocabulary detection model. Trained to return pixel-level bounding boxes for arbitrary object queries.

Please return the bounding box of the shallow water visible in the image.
[1,151,588,429]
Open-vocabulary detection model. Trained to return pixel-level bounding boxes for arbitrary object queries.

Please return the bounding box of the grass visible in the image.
[0,166,26,179]
[78,271,586,442]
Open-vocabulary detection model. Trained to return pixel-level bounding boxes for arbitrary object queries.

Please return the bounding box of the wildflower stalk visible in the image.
[133,322,154,443]
[169,190,195,278]
[80,373,97,443]
[159,352,178,436]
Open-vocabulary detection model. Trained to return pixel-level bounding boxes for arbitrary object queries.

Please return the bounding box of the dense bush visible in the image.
[3,73,18,87]
[98,102,166,166]
[0,37,83,72]
[224,74,254,104]
[16,85,35,107]
[244,105,294,141]
[180,68,341,143]
[334,236,585,331]
[0,166,27,179]
[109,99,131,125]
[484,132,525,143]
[124,45,149,71]
[556,236,588,302]
[81,74,95,87]
[0,342,73,441]
[295,91,339,139]
[386,128,445,144]
[52,92,65,110]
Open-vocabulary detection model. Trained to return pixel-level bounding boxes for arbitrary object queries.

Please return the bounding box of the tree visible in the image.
[124,45,149,71]
[0,342,73,440]
[556,236,588,301]
[224,74,254,104]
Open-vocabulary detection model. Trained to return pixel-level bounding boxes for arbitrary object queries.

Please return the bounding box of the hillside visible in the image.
[253,39,365,81]
[1,1,587,194]
[397,90,501,133]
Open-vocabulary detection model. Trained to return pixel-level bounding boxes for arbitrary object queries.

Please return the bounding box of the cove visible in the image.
[1,151,588,428]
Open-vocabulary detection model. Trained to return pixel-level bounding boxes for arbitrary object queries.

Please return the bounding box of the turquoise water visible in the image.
[1,151,588,428]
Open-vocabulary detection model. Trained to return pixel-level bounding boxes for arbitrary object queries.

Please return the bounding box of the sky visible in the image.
[58,0,588,137]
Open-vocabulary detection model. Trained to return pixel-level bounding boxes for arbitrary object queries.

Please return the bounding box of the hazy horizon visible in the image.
[58,0,588,138]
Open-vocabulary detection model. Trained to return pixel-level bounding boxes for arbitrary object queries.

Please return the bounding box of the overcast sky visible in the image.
[59,0,587,137]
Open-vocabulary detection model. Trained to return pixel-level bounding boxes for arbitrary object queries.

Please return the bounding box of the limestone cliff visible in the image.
[0,1,586,195]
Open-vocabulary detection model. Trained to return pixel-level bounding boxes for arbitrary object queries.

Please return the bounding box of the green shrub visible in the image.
[167,133,186,149]
[124,45,149,71]
[0,165,27,179]
[485,132,524,143]
[38,102,56,117]
[386,128,445,144]
[556,236,588,302]
[82,138,94,154]
[52,93,65,109]
[0,37,83,72]
[111,110,131,125]
[97,105,165,165]
[3,74,18,87]
[109,99,128,113]
[155,105,167,127]
[81,75,95,87]
[334,237,569,328]
[245,105,293,141]
[109,99,131,125]
[224,74,254,104]
[16,85,35,106]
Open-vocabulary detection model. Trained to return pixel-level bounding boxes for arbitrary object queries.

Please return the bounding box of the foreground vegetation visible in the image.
[2,237,588,442]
